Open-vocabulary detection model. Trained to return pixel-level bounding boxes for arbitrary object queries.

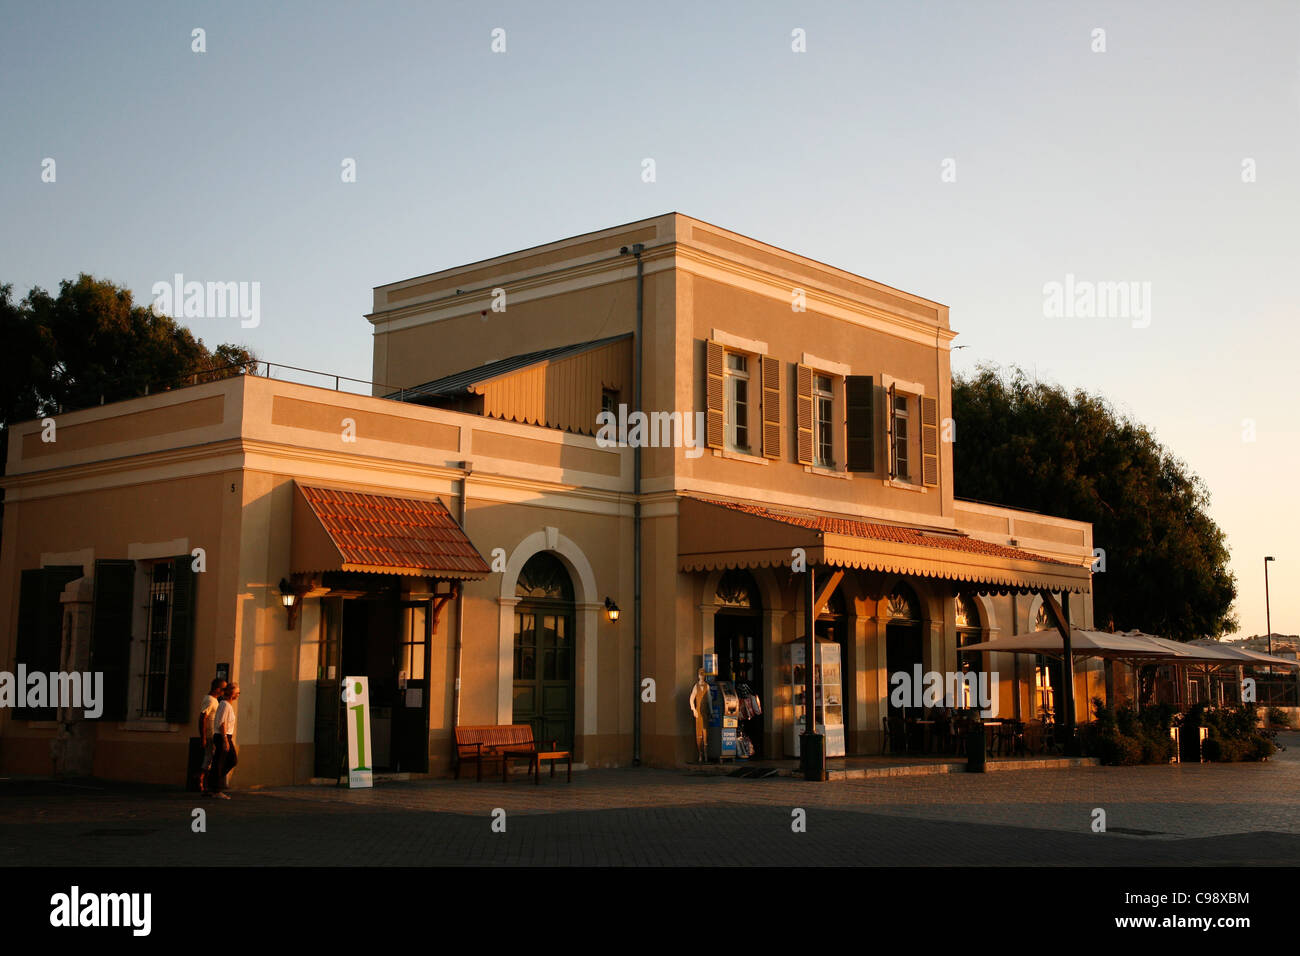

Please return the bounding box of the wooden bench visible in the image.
[454,724,572,784]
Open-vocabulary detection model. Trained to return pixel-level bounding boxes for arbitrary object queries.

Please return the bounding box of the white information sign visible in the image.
[344,675,374,789]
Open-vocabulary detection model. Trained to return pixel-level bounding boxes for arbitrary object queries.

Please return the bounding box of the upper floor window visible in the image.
[706,338,783,460]
[601,388,619,416]
[725,352,751,452]
[813,374,834,467]
[884,384,939,488]
[891,390,911,480]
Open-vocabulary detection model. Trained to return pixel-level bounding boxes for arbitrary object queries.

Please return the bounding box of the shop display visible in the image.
[783,639,845,757]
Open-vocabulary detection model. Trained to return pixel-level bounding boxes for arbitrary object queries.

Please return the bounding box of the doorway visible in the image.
[512,553,576,751]
[314,588,432,778]
[713,569,764,758]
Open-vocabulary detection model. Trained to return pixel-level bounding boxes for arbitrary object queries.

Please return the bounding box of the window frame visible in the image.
[812,373,835,468]
[724,350,753,454]
[892,391,911,481]
[881,374,926,488]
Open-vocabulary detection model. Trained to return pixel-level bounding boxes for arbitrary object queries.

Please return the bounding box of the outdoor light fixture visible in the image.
[279,577,301,630]
[605,597,621,623]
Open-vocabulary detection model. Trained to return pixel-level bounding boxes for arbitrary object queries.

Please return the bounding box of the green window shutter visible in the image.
[846,376,875,472]
[795,364,814,465]
[760,355,782,459]
[705,340,725,450]
[921,395,940,487]
[13,566,82,721]
[13,570,44,720]
[165,556,197,724]
[91,560,136,722]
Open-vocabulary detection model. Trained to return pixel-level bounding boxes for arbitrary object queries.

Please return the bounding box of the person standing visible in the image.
[198,678,227,795]
[211,682,240,799]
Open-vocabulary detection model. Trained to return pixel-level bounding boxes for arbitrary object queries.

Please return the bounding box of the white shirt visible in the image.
[214,699,236,739]
[200,695,220,739]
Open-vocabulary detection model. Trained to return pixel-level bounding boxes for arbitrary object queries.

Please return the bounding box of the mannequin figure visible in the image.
[689,668,710,762]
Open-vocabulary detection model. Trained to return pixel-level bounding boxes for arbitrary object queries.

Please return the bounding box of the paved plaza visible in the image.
[3,733,1298,867]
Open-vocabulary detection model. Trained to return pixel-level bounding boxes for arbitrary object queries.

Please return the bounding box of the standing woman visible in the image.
[211,682,241,799]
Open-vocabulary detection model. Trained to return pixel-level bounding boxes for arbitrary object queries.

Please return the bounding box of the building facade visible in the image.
[1,214,1097,785]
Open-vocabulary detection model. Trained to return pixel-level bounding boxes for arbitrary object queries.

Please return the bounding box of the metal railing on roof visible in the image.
[82,359,411,410]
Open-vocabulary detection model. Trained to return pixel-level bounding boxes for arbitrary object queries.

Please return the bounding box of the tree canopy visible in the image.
[1,274,257,430]
[952,365,1236,640]
[0,275,258,543]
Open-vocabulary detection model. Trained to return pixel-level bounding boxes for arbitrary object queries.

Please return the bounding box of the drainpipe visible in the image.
[623,243,645,766]
[452,461,472,729]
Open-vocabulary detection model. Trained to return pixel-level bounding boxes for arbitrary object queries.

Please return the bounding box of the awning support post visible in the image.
[801,564,826,781]
[1038,589,1080,756]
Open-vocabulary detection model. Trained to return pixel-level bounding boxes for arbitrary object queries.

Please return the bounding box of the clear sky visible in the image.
[2,1,1296,637]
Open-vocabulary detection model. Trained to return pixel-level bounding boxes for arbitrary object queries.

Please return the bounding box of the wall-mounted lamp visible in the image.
[604,597,621,623]
[279,577,301,630]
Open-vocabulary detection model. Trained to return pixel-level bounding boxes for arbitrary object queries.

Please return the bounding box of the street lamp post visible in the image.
[1264,556,1275,659]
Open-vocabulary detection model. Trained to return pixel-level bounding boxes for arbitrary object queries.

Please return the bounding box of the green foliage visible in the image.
[1087,698,1174,764]
[1266,707,1294,729]
[952,365,1236,640]
[0,275,258,545]
[1180,703,1274,762]
[1,274,257,425]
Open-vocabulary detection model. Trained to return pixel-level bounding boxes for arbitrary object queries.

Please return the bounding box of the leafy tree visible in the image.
[0,274,258,540]
[952,364,1236,640]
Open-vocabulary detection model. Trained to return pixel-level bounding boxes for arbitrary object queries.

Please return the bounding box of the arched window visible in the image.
[716,569,759,610]
[516,552,574,603]
[956,594,982,672]
[1033,601,1051,631]
[886,584,921,623]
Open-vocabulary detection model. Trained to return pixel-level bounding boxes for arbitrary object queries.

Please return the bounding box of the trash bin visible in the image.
[966,724,986,773]
[801,732,827,781]
[186,736,204,792]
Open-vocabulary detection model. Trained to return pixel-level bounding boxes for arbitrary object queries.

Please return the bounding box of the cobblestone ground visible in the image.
[3,733,1297,866]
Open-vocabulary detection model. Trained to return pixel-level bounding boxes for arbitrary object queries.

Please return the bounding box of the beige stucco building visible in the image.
[1,213,1100,786]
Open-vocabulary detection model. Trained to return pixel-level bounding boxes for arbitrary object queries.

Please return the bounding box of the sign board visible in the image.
[344,675,373,789]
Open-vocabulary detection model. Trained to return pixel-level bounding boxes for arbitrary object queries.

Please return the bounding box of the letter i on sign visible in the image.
[352,683,368,770]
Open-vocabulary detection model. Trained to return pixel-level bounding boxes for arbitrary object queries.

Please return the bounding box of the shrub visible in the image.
[1139,732,1174,764]
[1248,735,1277,761]
[1097,730,1143,766]
[1266,707,1294,730]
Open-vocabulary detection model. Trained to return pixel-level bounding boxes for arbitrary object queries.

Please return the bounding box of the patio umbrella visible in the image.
[1188,639,1300,670]
[961,628,1179,660]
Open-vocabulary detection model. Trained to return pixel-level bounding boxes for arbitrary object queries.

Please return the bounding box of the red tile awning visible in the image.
[677,495,1091,594]
[292,483,490,578]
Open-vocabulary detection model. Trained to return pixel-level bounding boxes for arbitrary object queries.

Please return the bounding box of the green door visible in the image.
[513,608,574,750]
[511,551,576,751]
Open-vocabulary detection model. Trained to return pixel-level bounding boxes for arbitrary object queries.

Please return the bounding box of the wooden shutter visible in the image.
[91,559,136,722]
[887,383,897,478]
[705,339,724,450]
[165,556,196,724]
[845,375,875,472]
[795,364,814,465]
[13,566,82,720]
[921,395,940,487]
[760,355,782,459]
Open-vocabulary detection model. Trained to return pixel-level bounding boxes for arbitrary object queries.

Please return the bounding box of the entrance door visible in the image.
[512,552,576,750]
[715,614,764,757]
[392,601,431,773]
[513,608,574,749]
[314,597,344,779]
[886,622,924,712]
